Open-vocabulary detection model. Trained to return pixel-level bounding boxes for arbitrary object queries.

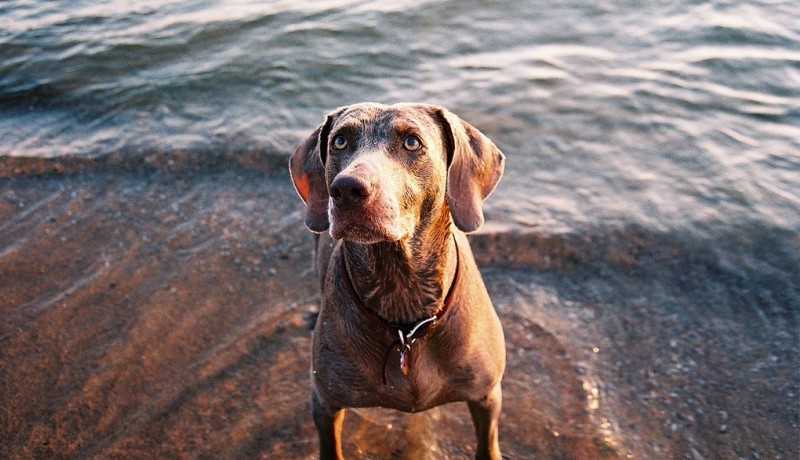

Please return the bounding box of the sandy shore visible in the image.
[1,158,797,459]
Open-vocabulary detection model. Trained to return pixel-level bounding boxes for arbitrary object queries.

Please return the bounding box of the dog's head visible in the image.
[289,103,505,243]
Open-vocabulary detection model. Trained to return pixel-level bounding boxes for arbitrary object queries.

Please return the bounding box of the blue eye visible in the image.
[403,136,421,151]
[332,135,347,150]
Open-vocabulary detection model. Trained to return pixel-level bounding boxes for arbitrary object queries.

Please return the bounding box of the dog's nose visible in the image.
[329,175,372,206]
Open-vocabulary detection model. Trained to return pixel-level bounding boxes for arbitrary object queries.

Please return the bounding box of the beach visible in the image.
[2,0,799,457]
[1,155,796,459]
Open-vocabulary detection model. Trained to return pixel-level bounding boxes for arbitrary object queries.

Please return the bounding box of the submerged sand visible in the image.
[1,157,797,459]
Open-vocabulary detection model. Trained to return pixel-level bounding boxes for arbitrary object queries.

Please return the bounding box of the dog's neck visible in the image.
[341,209,458,325]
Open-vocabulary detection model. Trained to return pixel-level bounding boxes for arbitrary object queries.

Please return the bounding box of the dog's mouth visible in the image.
[328,204,405,243]
[330,222,388,244]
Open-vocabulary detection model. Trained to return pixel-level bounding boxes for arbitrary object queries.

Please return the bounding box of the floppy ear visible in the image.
[289,109,343,232]
[435,108,505,232]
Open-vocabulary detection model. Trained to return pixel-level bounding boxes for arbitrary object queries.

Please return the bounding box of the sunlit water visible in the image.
[2,0,798,281]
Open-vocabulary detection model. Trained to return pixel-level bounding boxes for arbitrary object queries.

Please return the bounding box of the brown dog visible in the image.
[289,102,506,459]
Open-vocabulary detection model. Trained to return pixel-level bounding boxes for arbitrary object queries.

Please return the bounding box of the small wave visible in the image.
[474,224,800,338]
[0,83,66,111]
[671,46,800,64]
[0,146,288,178]
[448,44,614,71]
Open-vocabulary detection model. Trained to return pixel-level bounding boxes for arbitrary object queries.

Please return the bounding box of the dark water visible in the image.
[1,1,799,458]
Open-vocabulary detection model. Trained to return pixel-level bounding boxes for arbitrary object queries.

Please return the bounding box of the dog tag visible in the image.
[400,344,411,375]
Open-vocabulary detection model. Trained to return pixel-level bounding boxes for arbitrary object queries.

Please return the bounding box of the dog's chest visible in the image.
[312,326,480,412]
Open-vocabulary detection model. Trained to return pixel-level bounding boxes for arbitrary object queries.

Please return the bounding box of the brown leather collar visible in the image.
[339,235,461,381]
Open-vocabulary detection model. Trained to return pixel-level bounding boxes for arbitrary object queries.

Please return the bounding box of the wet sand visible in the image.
[1,157,797,459]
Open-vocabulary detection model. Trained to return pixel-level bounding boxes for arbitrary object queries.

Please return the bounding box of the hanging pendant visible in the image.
[400,344,411,375]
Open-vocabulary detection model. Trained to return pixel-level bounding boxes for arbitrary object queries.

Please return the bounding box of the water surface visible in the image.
[3,0,798,236]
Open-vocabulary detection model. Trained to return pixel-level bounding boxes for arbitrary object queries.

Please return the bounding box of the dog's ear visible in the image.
[289,108,345,232]
[435,108,505,233]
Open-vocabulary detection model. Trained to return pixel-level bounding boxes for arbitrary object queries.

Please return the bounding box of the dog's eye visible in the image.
[403,136,422,151]
[332,135,347,150]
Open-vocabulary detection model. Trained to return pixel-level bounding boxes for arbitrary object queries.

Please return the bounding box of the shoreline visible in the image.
[0,149,290,178]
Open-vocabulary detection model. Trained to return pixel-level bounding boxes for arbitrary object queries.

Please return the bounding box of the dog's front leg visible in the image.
[311,387,345,460]
[467,381,503,460]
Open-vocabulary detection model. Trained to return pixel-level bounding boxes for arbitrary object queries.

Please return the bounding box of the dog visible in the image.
[289,102,506,459]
